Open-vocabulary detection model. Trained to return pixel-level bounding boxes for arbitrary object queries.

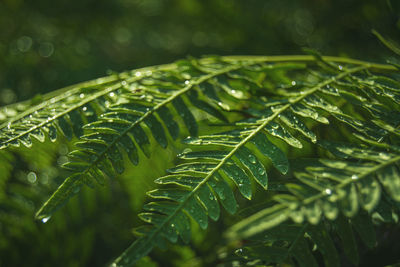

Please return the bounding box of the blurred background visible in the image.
[0,0,400,266]
[1,0,400,105]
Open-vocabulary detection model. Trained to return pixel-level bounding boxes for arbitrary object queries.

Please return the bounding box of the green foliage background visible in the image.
[2,0,400,105]
[1,0,400,266]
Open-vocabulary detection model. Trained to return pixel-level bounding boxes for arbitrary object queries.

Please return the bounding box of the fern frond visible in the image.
[35,58,276,219]
[0,64,182,150]
[4,54,396,265]
[111,61,396,265]
[226,140,400,240]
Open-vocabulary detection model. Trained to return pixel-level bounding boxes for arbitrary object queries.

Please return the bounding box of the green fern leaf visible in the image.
[35,57,278,220]
[111,59,395,265]
[226,143,400,240]
[3,54,398,266]
[0,70,149,149]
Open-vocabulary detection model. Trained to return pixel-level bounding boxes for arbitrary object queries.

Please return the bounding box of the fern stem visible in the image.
[219,55,397,72]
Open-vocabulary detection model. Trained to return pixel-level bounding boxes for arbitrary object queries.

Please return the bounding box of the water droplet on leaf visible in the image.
[378,152,390,160]
[41,217,51,223]
[324,188,332,195]
[248,154,256,163]
[27,172,37,183]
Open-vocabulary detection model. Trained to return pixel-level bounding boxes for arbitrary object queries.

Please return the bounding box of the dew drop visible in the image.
[230,89,244,98]
[248,154,256,164]
[324,188,332,195]
[217,101,230,110]
[276,164,286,172]
[27,171,37,183]
[135,71,142,77]
[7,123,11,129]
[378,152,391,160]
[258,167,266,175]
[109,92,115,97]
[351,174,358,180]
[41,216,51,223]
[79,93,85,98]
[82,106,87,112]
[184,80,190,85]
[291,81,296,86]
[73,186,81,194]
[338,65,343,70]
